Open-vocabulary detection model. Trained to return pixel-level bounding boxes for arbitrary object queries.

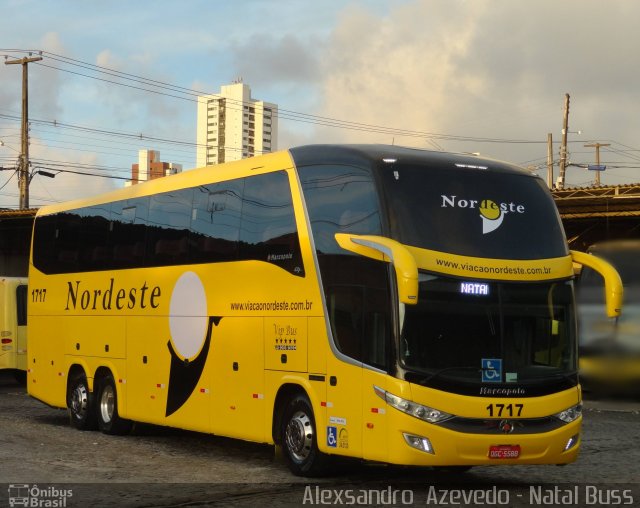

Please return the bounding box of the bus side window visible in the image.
[55,212,82,273]
[32,214,57,274]
[190,179,243,263]
[297,164,382,254]
[328,284,391,371]
[328,286,364,361]
[146,189,193,266]
[239,171,304,276]
[111,197,150,269]
[79,204,111,271]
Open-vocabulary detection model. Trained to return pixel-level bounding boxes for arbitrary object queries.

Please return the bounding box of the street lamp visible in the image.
[29,168,58,183]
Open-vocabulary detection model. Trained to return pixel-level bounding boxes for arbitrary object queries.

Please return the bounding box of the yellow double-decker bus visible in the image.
[27,145,622,475]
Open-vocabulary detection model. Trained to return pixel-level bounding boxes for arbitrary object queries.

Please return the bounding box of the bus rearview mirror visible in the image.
[335,233,419,305]
[570,249,623,318]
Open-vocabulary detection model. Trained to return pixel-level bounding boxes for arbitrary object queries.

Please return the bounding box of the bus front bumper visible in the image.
[385,415,581,466]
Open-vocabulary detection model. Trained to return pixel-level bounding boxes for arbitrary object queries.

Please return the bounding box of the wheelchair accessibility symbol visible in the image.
[481,358,502,383]
[327,426,337,447]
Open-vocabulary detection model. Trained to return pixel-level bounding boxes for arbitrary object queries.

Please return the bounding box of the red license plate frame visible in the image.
[488,444,521,459]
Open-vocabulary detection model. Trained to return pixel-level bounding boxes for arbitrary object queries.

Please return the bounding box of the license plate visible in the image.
[488,445,521,459]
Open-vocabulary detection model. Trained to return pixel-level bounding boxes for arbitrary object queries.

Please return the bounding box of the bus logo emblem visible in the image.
[440,195,526,235]
[481,358,502,383]
[479,199,505,234]
[499,420,515,434]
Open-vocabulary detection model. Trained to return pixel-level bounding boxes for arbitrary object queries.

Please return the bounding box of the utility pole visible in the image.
[584,142,610,186]
[557,93,570,190]
[546,133,554,189]
[5,54,43,209]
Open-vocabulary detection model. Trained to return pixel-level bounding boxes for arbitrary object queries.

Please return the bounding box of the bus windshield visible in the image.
[400,274,577,392]
[379,163,568,260]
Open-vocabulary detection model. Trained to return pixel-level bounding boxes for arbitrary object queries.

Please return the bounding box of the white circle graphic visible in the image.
[169,271,208,360]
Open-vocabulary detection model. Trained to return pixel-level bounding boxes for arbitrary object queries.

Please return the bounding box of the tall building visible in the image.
[196,82,277,167]
[126,149,182,186]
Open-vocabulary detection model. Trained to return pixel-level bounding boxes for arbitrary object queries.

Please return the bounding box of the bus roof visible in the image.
[289,144,536,178]
[35,144,538,217]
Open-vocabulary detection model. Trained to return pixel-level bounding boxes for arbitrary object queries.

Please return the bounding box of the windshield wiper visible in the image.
[414,366,483,384]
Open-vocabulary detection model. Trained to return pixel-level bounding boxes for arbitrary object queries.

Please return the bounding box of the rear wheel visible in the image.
[12,370,26,385]
[281,394,329,476]
[67,373,97,430]
[96,374,132,435]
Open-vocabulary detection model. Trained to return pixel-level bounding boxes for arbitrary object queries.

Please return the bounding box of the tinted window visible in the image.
[32,172,304,277]
[298,165,382,254]
[190,180,243,263]
[299,164,390,366]
[327,284,390,369]
[55,212,82,272]
[32,215,57,273]
[147,189,193,266]
[110,198,149,269]
[16,284,27,326]
[79,204,111,271]
[239,171,304,276]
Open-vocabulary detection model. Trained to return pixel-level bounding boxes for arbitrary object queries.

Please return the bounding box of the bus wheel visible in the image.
[67,373,97,431]
[281,394,329,476]
[12,370,26,385]
[96,375,132,435]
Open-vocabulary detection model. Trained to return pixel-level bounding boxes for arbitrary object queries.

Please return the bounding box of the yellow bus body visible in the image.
[28,146,608,474]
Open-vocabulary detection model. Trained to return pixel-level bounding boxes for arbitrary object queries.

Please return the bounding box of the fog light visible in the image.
[403,433,434,454]
[564,434,579,451]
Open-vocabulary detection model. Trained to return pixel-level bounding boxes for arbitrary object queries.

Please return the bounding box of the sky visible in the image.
[1,0,640,209]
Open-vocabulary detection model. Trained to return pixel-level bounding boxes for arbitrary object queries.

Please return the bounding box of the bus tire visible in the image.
[67,373,97,431]
[13,370,26,385]
[281,394,329,476]
[96,374,132,435]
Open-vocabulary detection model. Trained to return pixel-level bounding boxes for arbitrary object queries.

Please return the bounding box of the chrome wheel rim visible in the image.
[99,384,115,424]
[285,410,313,462]
[71,383,89,419]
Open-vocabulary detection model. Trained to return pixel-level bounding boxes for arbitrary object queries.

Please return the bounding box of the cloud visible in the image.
[311,0,640,185]
[229,33,321,86]
[30,33,66,120]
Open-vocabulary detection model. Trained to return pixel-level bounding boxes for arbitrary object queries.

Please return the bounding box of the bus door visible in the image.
[325,279,392,459]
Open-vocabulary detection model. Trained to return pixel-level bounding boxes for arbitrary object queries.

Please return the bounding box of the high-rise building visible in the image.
[126,149,182,186]
[196,82,277,167]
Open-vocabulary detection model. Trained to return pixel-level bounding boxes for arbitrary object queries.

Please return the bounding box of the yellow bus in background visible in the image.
[27,145,622,476]
[577,240,640,392]
[0,276,28,383]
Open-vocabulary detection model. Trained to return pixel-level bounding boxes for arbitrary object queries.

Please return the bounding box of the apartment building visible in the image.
[196,81,277,167]
[126,149,182,186]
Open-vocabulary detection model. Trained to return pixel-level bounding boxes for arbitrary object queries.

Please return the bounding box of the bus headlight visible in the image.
[374,386,452,423]
[554,403,582,423]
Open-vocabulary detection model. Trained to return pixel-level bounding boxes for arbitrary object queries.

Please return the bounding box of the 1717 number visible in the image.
[31,288,47,303]
[486,403,523,417]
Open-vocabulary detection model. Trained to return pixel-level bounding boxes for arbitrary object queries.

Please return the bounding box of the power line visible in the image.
[3,49,559,145]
